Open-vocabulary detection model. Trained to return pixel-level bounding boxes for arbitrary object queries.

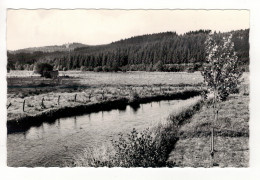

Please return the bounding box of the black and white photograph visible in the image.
[3,8,252,169]
[5,9,250,168]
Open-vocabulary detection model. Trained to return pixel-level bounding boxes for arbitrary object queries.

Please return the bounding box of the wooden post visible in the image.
[74,94,77,102]
[211,92,218,158]
[211,109,218,157]
[102,90,104,100]
[58,95,60,105]
[211,127,214,157]
[7,102,12,109]
[23,100,25,112]
[41,97,44,107]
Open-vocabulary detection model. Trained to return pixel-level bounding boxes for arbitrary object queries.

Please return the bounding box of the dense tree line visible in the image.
[7,29,249,72]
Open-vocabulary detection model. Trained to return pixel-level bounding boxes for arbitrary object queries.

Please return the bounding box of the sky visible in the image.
[7,9,249,50]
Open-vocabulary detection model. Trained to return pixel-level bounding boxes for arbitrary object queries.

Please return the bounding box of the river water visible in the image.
[7,98,197,167]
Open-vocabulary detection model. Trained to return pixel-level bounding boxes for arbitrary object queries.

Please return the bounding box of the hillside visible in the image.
[8,43,88,54]
[7,29,249,72]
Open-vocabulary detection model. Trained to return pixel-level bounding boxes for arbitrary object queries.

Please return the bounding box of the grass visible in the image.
[72,96,204,167]
[7,71,249,167]
[7,71,204,97]
[167,137,249,167]
[7,83,203,122]
[7,89,203,134]
[167,91,249,167]
[7,71,205,123]
[73,78,249,167]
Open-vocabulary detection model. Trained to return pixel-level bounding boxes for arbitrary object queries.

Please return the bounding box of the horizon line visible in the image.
[7,28,249,51]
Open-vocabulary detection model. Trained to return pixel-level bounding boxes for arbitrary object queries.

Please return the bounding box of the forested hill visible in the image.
[8,43,88,54]
[7,29,249,72]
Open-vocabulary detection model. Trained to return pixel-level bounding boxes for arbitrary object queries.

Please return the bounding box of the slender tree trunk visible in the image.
[211,127,214,156]
[211,89,216,157]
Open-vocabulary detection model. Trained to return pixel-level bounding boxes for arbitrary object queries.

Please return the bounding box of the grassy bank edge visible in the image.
[167,93,249,167]
[72,95,205,167]
[7,89,204,134]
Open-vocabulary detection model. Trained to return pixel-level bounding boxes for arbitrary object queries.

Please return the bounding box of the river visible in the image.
[7,97,198,167]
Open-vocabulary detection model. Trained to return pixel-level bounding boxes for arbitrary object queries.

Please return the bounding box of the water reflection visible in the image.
[129,103,141,113]
[74,116,77,129]
[13,99,180,141]
[7,97,200,166]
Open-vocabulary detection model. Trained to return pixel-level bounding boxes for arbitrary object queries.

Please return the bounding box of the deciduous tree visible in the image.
[202,33,242,157]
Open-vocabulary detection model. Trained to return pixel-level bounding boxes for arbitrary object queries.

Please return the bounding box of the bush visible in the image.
[73,97,203,167]
[93,66,103,72]
[74,126,177,167]
[34,63,53,78]
[146,63,154,72]
[111,127,176,167]
[80,66,88,71]
[153,61,164,71]
[120,66,128,72]
[102,66,110,72]
[128,91,140,103]
[110,65,120,72]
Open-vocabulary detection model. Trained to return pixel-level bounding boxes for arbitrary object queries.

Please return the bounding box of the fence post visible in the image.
[7,102,12,109]
[102,90,104,100]
[74,94,77,102]
[23,100,25,112]
[41,97,44,108]
[58,95,60,105]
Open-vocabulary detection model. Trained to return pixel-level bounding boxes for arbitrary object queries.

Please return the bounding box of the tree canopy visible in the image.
[7,29,249,72]
[34,62,54,78]
[202,33,242,101]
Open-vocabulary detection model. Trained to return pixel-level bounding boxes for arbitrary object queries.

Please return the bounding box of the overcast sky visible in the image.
[7,9,249,50]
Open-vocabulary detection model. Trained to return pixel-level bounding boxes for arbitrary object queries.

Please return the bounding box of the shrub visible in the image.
[111,127,176,167]
[73,97,203,167]
[110,65,120,72]
[146,63,154,72]
[120,66,128,72]
[93,66,103,72]
[102,66,110,72]
[73,145,116,167]
[153,61,164,71]
[80,66,88,71]
[128,91,140,103]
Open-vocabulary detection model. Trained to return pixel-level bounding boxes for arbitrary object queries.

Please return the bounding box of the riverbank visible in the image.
[167,91,249,167]
[7,71,249,167]
[73,96,205,167]
[72,82,249,167]
[7,88,203,133]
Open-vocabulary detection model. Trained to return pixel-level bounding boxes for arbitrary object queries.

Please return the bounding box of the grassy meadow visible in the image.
[7,71,204,122]
[167,74,249,167]
[73,73,249,167]
[6,70,249,167]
